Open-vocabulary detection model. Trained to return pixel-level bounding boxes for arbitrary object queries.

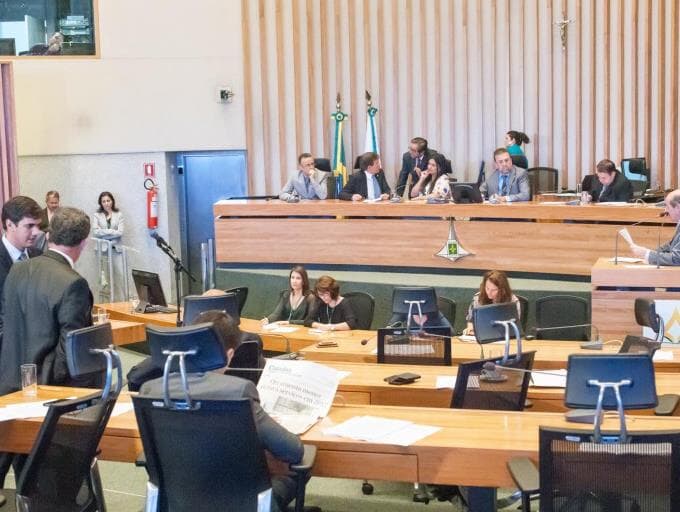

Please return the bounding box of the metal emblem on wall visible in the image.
[436,218,473,262]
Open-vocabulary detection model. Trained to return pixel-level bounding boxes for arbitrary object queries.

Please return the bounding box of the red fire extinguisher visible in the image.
[145,178,158,229]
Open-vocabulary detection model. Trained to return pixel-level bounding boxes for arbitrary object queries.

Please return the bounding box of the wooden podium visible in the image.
[591,257,680,340]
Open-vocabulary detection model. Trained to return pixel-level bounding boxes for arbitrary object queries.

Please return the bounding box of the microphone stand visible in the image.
[153,237,197,326]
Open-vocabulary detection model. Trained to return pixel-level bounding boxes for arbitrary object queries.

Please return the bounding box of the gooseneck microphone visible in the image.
[150,231,174,254]
[481,361,566,383]
[527,324,602,350]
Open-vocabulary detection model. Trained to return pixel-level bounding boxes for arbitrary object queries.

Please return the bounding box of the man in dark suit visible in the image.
[339,151,391,201]
[589,159,633,202]
[0,207,93,395]
[395,137,452,197]
[140,312,304,512]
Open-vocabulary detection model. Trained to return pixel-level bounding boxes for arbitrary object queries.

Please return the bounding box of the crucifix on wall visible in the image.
[554,14,575,51]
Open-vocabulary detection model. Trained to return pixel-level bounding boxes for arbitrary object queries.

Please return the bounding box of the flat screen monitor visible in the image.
[132,269,169,307]
[452,183,483,204]
[391,287,438,315]
[147,323,227,373]
[472,302,521,344]
[377,326,452,366]
[565,354,657,410]
[182,293,240,326]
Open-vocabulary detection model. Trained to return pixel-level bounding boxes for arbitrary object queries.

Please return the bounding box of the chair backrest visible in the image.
[16,391,118,511]
[343,291,375,330]
[516,295,529,332]
[224,340,264,384]
[377,327,452,366]
[526,167,558,197]
[538,426,680,512]
[535,295,590,341]
[182,293,239,326]
[450,351,536,410]
[132,396,272,512]
[436,296,457,329]
[511,154,528,169]
[314,157,331,173]
[225,286,249,315]
[476,160,486,185]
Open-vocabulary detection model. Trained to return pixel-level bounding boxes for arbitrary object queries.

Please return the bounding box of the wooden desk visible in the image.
[4,386,680,492]
[98,302,375,353]
[300,336,680,371]
[326,361,680,415]
[110,319,147,346]
[213,200,670,276]
[591,257,680,340]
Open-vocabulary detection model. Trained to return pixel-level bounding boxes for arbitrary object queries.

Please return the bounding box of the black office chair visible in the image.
[182,293,240,326]
[509,427,680,512]
[581,173,596,193]
[450,351,536,410]
[224,340,263,384]
[526,167,558,198]
[225,286,249,315]
[436,296,457,329]
[377,328,452,366]
[476,160,486,186]
[535,295,590,341]
[511,154,528,169]
[343,291,375,330]
[516,295,529,333]
[622,157,650,198]
[134,323,317,512]
[313,157,331,173]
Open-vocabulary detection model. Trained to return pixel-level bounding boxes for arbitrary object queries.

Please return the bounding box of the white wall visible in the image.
[11,0,247,300]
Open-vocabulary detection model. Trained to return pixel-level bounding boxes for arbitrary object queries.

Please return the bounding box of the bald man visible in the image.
[630,189,680,266]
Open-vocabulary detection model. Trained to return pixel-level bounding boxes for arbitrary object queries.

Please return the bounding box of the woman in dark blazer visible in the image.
[261,265,315,325]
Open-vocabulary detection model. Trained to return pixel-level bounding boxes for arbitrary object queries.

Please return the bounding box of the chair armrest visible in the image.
[135,451,147,468]
[290,444,316,474]
[655,394,680,416]
[507,457,539,494]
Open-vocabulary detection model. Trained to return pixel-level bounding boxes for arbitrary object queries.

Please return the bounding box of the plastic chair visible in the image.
[343,291,375,330]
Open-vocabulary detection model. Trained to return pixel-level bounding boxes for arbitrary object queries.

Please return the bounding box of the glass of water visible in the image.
[129,294,140,313]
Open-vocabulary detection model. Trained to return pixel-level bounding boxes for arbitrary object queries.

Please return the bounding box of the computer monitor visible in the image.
[147,323,227,373]
[132,269,169,307]
[452,183,483,204]
[182,293,240,326]
[377,326,452,365]
[472,302,521,344]
[391,287,438,315]
[565,354,657,410]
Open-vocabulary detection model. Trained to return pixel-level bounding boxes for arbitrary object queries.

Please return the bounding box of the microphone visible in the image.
[481,361,566,383]
[527,324,602,350]
[150,231,177,257]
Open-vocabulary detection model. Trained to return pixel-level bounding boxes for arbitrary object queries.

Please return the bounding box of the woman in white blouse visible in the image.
[93,191,124,250]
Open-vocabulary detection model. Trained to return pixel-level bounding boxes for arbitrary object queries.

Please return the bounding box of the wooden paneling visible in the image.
[242,1,680,195]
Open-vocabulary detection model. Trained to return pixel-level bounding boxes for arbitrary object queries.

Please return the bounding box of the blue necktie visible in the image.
[17,252,28,262]
[371,175,381,199]
[304,176,311,196]
[500,174,508,196]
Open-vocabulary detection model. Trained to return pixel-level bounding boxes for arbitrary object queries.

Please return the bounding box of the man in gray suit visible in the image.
[0,207,93,395]
[479,147,531,202]
[279,152,328,201]
[140,311,304,512]
[631,188,680,266]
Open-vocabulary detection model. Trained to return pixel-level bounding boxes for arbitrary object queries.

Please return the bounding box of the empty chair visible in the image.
[389,286,450,330]
[509,427,680,512]
[436,296,457,330]
[224,286,249,314]
[511,154,528,169]
[343,291,375,330]
[535,295,589,341]
[526,167,558,197]
[377,327,452,366]
[183,293,239,326]
[622,157,649,198]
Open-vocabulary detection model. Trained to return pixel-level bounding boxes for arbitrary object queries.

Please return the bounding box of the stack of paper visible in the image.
[530,369,568,388]
[323,415,440,446]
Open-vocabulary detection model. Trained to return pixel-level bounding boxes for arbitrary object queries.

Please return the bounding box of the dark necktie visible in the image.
[304,176,311,195]
[17,252,28,262]
[500,174,509,196]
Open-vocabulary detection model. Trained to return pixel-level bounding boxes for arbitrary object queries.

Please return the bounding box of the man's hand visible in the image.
[379,193,390,201]
[414,166,423,177]
[630,244,648,260]
[351,194,363,201]
[304,167,316,179]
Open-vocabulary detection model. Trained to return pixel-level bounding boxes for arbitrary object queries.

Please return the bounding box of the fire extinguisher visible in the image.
[144,178,158,229]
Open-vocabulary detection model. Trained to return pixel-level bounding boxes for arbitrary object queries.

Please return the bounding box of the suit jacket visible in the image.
[339,170,391,200]
[591,172,633,202]
[279,169,328,200]
[0,250,93,394]
[0,241,41,339]
[479,167,531,202]
[140,373,302,462]
[396,148,446,196]
[649,224,680,266]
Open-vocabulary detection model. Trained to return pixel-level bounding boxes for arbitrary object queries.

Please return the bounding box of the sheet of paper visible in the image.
[607,256,643,263]
[380,424,441,446]
[457,335,477,342]
[653,350,674,361]
[323,415,440,446]
[271,414,319,435]
[435,376,457,389]
[0,401,50,422]
[624,264,656,269]
[530,369,568,388]
[618,228,634,245]
[257,359,340,421]
[597,202,634,206]
[337,371,351,381]
[111,402,134,417]
[214,199,247,205]
[262,323,298,333]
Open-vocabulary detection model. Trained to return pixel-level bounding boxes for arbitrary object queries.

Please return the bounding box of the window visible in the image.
[0,0,97,57]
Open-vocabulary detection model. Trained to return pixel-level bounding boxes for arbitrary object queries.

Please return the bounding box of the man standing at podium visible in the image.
[631,188,680,266]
